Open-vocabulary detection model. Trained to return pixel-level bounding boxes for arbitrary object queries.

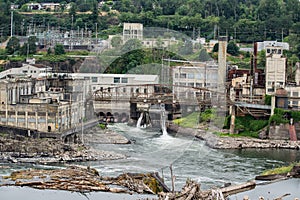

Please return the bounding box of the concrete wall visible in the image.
[269,123,300,140]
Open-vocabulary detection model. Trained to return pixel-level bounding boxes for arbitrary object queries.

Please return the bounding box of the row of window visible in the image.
[91,77,129,83]
[174,82,216,87]
[113,77,128,83]
[94,86,149,94]
[23,70,37,73]
[174,73,218,80]
[266,48,282,55]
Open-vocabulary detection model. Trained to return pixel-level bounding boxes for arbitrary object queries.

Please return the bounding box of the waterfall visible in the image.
[160,103,168,135]
[136,112,144,128]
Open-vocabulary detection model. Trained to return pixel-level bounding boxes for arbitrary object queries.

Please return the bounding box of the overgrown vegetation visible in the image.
[268,108,300,125]
[173,112,200,128]
[261,162,300,176]
[236,115,268,133]
[98,123,107,129]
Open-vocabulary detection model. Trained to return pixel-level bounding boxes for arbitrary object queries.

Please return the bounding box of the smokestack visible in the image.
[218,36,227,93]
[254,42,258,73]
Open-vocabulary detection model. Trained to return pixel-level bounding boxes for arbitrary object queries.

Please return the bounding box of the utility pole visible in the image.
[27,42,29,58]
[10,11,13,37]
[95,22,98,42]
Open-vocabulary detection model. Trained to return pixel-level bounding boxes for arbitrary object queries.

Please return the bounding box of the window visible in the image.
[175,73,178,78]
[188,73,194,79]
[180,73,186,78]
[23,70,28,73]
[278,49,282,54]
[188,83,194,87]
[293,92,299,97]
[108,87,111,93]
[144,88,147,94]
[114,77,120,83]
[92,77,98,83]
[121,78,128,83]
[123,88,126,93]
[267,49,270,54]
[196,83,202,87]
[195,74,203,80]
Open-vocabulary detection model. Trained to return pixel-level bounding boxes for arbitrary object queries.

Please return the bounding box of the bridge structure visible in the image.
[93,84,271,124]
[92,83,271,129]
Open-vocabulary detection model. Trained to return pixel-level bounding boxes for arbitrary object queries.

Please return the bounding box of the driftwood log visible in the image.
[0,166,164,194]
[158,179,256,200]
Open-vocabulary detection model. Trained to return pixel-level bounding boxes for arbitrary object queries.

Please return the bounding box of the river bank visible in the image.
[168,123,300,149]
[1,123,300,199]
[0,126,127,164]
[196,130,300,149]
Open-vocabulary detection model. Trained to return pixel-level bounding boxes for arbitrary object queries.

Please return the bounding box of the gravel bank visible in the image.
[196,130,300,149]
[0,126,128,164]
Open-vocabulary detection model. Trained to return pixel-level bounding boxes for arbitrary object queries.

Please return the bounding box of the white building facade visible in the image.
[265,45,286,95]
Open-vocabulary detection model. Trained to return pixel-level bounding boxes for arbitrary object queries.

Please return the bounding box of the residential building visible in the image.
[41,3,60,11]
[123,23,143,43]
[265,45,286,94]
[141,38,178,48]
[172,61,218,100]
[69,73,159,97]
[257,41,289,51]
[0,72,89,134]
[0,63,52,79]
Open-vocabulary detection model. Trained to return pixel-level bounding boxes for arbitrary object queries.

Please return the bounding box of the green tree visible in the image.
[121,39,142,53]
[60,1,67,13]
[212,43,219,53]
[54,44,65,55]
[101,4,110,12]
[199,48,211,61]
[111,36,122,48]
[47,47,52,55]
[6,37,20,55]
[69,3,77,19]
[27,36,37,54]
[90,1,99,24]
[257,50,266,69]
[227,41,239,56]
[178,40,193,55]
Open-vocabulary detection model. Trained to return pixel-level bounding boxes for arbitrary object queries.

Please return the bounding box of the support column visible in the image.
[15,111,18,126]
[12,87,16,104]
[271,95,276,116]
[46,112,48,131]
[25,111,28,129]
[35,111,38,130]
[230,105,236,134]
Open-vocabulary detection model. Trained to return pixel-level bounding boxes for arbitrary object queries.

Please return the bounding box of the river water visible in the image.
[84,124,300,190]
[1,123,300,198]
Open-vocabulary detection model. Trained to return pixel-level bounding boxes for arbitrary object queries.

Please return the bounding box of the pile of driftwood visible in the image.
[0,166,165,194]
[158,179,256,200]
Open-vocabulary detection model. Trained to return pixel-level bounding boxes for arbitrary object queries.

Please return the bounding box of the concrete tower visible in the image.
[218,36,227,94]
